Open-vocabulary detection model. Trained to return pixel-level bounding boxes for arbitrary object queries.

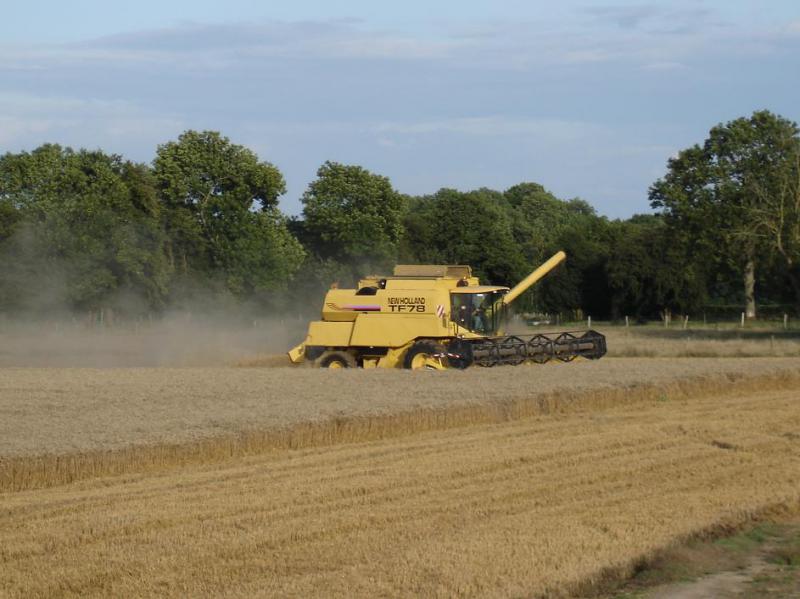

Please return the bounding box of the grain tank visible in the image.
[287,251,606,369]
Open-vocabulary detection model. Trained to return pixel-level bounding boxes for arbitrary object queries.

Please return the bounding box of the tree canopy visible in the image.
[0,145,168,313]
[300,161,406,271]
[0,113,798,322]
[153,131,303,301]
[402,187,526,285]
[650,110,800,317]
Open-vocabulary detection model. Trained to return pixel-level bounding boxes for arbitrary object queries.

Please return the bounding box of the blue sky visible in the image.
[1,1,799,217]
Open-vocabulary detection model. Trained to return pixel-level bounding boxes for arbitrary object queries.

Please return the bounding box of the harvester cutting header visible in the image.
[288,251,606,369]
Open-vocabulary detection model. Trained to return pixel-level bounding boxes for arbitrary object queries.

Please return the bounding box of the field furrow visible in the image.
[1,385,798,598]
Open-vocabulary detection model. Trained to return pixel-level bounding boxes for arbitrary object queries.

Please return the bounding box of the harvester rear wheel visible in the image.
[403,341,447,370]
[316,350,357,369]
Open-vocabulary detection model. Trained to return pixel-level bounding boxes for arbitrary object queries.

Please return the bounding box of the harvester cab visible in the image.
[287,251,606,369]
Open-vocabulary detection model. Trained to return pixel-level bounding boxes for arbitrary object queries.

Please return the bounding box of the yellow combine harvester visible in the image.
[288,251,606,369]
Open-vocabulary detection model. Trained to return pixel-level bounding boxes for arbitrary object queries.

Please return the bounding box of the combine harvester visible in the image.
[288,251,606,369]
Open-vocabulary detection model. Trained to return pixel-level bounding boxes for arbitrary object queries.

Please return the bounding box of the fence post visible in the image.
[625,315,629,328]
[740,312,745,328]
[683,315,689,330]
[784,313,788,330]
[588,315,591,328]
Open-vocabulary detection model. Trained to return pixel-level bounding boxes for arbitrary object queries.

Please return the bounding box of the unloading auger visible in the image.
[287,251,606,369]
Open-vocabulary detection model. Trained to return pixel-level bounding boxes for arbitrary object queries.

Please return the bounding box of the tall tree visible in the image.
[0,144,169,314]
[154,130,303,299]
[747,129,800,304]
[605,216,706,319]
[402,188,526,285]
[502,183,601,311]
[504,183,595,263]
[535,215,614,318]
[300,161,406,272]
[650,110,800,318]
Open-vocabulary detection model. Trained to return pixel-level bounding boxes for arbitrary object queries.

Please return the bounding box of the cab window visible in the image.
[451,291,504,335]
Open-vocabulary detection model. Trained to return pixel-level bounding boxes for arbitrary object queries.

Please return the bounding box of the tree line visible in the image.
[0,111,798,322]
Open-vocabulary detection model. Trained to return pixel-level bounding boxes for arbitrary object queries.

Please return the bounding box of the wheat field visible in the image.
[1,381,799,598]
[2,358,800,491]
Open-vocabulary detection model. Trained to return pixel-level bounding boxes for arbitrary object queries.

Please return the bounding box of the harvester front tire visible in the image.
[403,341,447,370]
[316,350,357,369]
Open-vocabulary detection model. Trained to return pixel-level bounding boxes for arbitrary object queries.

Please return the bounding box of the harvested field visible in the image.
[601,327,800,358]
[1,383,799,598]
[2,358,800,491]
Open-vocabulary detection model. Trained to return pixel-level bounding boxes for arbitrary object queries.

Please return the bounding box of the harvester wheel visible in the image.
[316,350,357,369]
[403,341,447,370]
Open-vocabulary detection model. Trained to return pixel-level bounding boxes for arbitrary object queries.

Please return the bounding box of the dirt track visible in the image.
[2,384,799,598]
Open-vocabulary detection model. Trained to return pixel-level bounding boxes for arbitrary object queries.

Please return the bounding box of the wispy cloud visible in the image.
[641,60,689,71]
[0,92,184,152]
[0,11,798,217]
[584,5,661,29]
[373,117,606,141]
[0,12,794,76]
[779,20,800,37]
[75,20,460,64]
[582,4,717,34]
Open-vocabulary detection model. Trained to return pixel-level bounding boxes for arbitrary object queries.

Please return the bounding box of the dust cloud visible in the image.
[0,313,308,367]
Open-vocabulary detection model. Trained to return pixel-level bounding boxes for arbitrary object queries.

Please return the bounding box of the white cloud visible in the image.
[584,5,662,29]
[373,117,606,141]
[784,20,800,35]
[583,4,717,34]
[641,61,688,71]
[0,14,795,77]
[61,20,461,65]
[0,117,55,146]
[0,14,797,218]
[0,92,184,155]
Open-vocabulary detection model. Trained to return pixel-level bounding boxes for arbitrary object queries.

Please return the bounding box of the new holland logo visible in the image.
[387,297,426,312]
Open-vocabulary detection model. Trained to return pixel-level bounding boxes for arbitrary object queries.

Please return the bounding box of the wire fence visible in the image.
[521,308,800,332]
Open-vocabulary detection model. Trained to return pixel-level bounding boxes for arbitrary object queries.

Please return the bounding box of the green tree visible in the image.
[402,188,526,285]
[0,194,20,242]
[504,183,595,262]
[0,144,169,314]
[535,215,614,318]
[502,183,601,312]
[153,130,303,299]
[650,110,800,318]
[605,216,706,319]
[747,133,800,304]
[300,161,406,272]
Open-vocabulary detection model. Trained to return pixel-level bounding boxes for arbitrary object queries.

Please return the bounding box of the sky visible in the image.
[1,1,799,218]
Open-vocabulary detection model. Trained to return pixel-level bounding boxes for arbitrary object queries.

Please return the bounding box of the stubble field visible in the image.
[1,329,800,597]
[2,378,799,597]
